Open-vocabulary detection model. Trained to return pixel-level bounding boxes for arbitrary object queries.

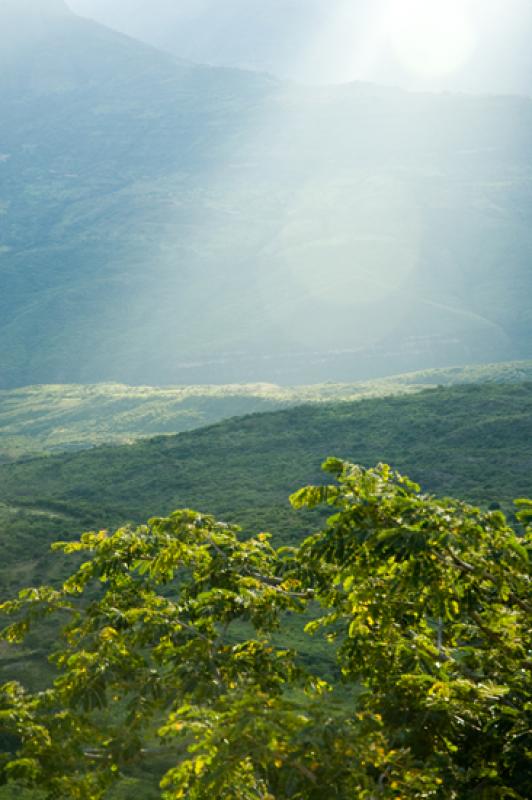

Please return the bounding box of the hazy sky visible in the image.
[65,0,532,95]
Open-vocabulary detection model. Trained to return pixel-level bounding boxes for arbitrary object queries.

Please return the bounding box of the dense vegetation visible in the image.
[0,383,531,601]
[1,460,530,799]
[0,380,417,463]
[1,363,531,462]
[0,381,530,791]
[2,7,530,799]
[2,4,532,387]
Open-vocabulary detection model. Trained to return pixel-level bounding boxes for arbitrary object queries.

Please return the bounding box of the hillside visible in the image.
[0,381,418,462]
[1,361,531,461]
[0,381,531,797]
[2,4,532,387]
[0,383,531,598]
[67,0,532,96]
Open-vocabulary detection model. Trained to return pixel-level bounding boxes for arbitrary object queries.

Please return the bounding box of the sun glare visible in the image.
[387,0,476,78]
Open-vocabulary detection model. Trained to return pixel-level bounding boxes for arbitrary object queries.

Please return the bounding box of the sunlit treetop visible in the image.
[1,460,531,799]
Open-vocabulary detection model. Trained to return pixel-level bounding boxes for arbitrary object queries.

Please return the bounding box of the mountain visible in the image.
[68,0,532,96]
[1,361,531,461]
[1,382,531,599]
[1,4,532,387]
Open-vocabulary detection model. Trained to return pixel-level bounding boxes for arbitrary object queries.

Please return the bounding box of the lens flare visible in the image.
[387,0,476,78]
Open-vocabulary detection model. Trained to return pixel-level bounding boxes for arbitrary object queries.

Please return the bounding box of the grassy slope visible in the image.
[0,382,531,599]
[1,361,531,461]
[0,381,418,462]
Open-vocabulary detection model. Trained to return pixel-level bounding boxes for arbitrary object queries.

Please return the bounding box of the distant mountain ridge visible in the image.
[66,0,532,96]
[1,6,532,387]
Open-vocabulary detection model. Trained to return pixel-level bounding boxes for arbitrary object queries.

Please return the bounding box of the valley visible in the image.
[0,4,531,798]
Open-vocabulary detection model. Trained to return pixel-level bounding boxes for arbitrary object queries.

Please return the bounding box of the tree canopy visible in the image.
[1,460,531,799]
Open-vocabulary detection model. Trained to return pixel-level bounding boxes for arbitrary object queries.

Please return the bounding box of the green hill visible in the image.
[0,380,531,793]
[0,380,419,462]
[0,383,531,598]
[2,361,531,461]
[2,3,532,387]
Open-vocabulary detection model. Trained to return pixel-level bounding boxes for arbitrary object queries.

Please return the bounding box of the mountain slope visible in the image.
[68,0,532,95]
[0,383,531,596]
[1,4,532,386]
[1,361,531,460]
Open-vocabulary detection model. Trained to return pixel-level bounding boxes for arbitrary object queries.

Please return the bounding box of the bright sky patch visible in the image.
[387,0,476,78]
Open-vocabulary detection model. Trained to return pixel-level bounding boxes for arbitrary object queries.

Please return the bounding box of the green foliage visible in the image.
[0,462,530,798]
[295,460,532,796]
[1,363,531,462]
[0,379,421,463]
[1,383,531,600]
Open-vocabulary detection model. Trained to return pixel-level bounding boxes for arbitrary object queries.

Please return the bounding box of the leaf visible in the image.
[506,537,529,563]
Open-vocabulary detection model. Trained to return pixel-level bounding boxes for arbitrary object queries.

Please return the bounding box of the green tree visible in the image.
[1,461,530,799]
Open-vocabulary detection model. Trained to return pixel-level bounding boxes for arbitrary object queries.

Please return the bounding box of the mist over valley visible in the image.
[2,0,532,387]
[0,5,531,800]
